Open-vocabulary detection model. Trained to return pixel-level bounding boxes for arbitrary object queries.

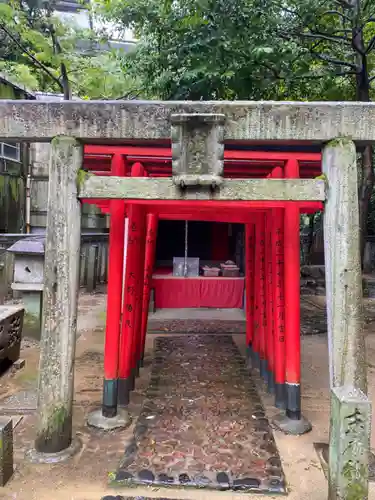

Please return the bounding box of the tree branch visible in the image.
[300,31,351,44]
[365,34,375,54]
[115,90,142,100]
[0,21,63,91]
[332,0,354,9]
[260,62,358,82]
[311,51,359,70]
[322,10,352,22]
[50,28,71,100]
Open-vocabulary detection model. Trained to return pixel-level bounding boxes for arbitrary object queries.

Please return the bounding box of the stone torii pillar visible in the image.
[27,136,83,461]
[323,138,371,500]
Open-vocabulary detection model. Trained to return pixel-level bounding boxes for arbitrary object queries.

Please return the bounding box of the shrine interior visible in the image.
[152,221,246,310]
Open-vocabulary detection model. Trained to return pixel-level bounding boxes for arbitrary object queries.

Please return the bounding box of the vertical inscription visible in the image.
[266,212,274,370]
[245,223,255,346]
[274,217,285,345]
[259,215,267,359]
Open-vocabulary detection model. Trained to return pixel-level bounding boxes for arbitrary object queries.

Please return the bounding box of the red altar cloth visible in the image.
[152,272,245,309]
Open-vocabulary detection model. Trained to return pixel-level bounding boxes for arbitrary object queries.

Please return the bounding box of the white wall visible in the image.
[57,10,135,42]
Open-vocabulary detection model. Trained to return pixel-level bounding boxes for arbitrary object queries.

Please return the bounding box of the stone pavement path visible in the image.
[115,335,285,494]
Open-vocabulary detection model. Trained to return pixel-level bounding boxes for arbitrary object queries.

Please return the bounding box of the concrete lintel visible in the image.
[79,177,326,202]
[1,100,375,142]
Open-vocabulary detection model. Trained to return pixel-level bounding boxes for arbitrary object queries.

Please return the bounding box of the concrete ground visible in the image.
[0,293,374,499]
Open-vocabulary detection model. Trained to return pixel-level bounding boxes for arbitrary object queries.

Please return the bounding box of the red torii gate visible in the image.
[82,144,322,434]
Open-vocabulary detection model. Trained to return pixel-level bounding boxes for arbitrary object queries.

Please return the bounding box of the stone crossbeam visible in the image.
[1,100,375,142]
[78,176,326,201]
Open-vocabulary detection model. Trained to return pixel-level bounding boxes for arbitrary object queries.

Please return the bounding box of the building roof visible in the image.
[55,1,83,13]
[0,73,35,99]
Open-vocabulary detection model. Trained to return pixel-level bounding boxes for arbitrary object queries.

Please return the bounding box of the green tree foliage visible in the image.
[95,0,290,100]
[95,0,375,102]
[0,0,138,99]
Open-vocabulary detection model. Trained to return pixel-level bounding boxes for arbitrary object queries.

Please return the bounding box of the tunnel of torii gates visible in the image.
[82,144,323,433]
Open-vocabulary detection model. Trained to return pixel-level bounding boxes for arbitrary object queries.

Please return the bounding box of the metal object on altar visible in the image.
[173,257,199,277]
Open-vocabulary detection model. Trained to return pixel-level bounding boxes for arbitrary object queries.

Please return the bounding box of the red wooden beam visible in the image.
[85,145,171,157]
[85,144,321,163]
[81,199,324,214]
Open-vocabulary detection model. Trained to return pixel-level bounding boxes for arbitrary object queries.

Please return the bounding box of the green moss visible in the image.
[0,82,16,100]
[48,405,69,432]
[98,311,107,321]
[107,471,116,482]
[76,169,93,191]
[342,461,367,500]
[328,137,354,147]
[9,177,19,203]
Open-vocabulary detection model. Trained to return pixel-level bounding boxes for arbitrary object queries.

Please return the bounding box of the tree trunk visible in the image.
[306,213,315,265]
[353,0,373,269]
[359,145,373,272]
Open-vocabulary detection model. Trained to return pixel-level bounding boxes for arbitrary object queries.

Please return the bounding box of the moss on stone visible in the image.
[76,169,92,192]
[0,82,16,100]
[41,404,69,439]
[9,177,19,203]
[50,405,69,429]
[342,461,367,500]
[327,137,354,147]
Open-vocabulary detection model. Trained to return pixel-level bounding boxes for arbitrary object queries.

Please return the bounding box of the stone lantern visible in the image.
[7,237,44,340]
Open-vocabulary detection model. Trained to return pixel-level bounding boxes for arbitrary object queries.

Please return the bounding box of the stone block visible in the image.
[329,386,372,500]
[171,113,225,188]
[0,305,24,362]
[0,417,13,486]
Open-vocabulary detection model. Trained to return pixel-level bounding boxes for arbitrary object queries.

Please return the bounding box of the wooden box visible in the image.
[201,266,220,277]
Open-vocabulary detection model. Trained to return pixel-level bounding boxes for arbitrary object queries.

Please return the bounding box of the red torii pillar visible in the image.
[140,213,158,368]
[273,158,312,434]
[102,154,126,418]
[265,209,275,392]
[118,163,147,406]
[251,213,267,372]
[272,207,286,408]
[268,167,286,409]
[245,222,255,366]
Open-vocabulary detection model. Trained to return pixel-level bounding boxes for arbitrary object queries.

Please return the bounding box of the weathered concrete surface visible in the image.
[2,100,375,142]
[34,136,83,454]
[79,176,325,201]
[323,139,366,391]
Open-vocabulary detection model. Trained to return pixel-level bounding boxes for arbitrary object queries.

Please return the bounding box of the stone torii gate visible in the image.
[0,100,371,499]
